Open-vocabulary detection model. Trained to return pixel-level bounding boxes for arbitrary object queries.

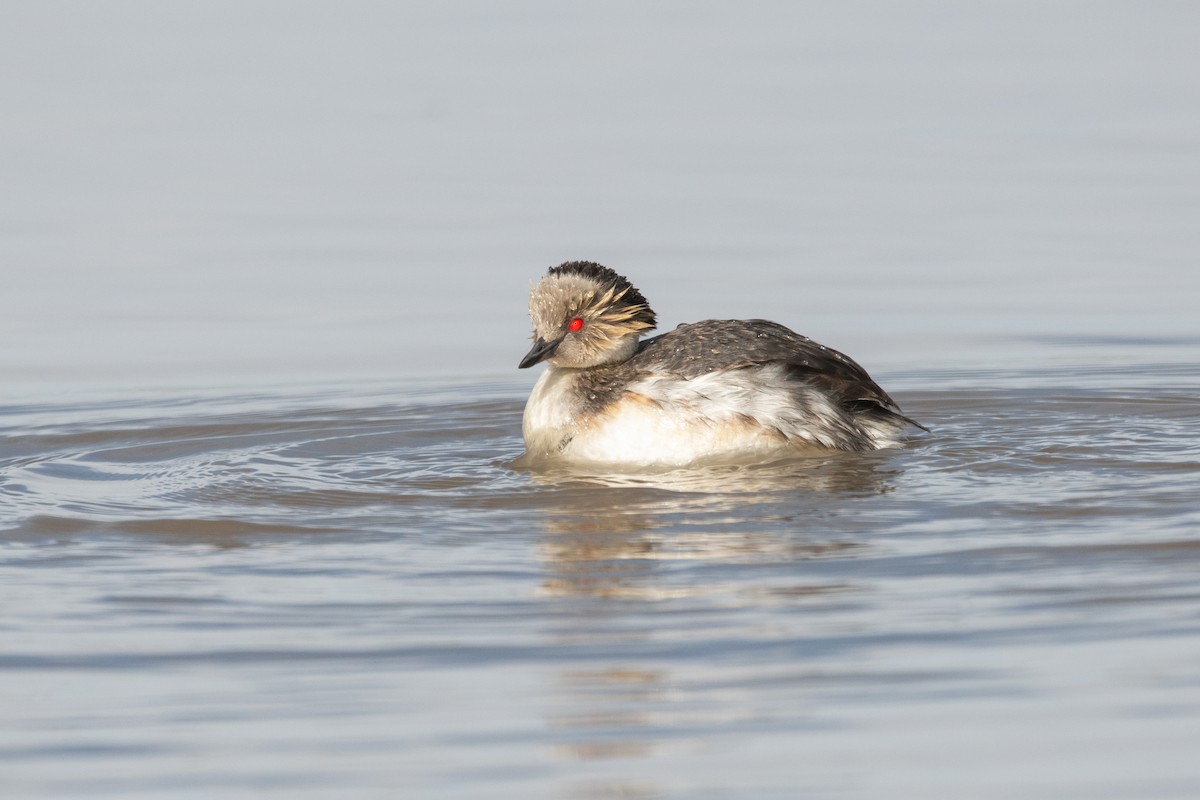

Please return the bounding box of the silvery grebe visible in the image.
[518,261,926,465]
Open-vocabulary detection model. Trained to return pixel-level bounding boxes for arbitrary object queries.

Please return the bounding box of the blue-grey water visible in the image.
[3,3,1200,798]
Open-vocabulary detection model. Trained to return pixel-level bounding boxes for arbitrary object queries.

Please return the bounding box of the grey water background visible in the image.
[2,2,1199,798]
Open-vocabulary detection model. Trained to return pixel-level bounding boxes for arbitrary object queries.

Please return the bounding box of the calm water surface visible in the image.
[3,2,1200,798]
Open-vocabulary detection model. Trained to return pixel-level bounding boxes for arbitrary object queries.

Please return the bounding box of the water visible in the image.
[4,364,1199,798]
[3,3,1200,798]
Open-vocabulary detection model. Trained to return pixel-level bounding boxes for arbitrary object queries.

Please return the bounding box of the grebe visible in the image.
[519,261,925,465]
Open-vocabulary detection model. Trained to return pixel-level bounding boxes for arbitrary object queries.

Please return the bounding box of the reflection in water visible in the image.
[528,453,889,598]
[516,450,902,495]
[528,453,896,794]
[548,668,666,800]
[539,527,858,602]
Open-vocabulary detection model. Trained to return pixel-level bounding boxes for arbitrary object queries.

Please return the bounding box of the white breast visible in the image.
[522,365,836,466]
[521,367,580,456]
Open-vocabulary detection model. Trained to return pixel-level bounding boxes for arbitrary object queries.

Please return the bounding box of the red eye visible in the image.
[568,317,584,332]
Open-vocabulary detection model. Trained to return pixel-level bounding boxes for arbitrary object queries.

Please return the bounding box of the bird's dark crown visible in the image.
[546,261,656,329]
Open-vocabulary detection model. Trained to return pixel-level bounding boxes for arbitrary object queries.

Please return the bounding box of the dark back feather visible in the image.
[634,319,903,412]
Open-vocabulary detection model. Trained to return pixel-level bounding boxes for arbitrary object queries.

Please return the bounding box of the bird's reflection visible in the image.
[514,448,900,495]
[525,451,902,795]
[526,452,894,597]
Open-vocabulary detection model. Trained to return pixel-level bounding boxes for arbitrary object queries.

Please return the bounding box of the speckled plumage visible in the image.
[519,262,925,465]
